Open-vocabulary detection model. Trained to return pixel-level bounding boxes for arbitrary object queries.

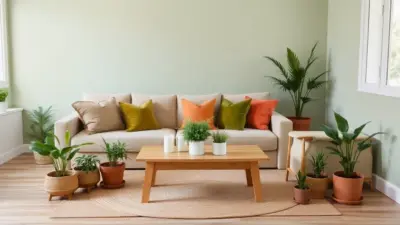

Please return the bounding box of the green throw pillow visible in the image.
[119,101,160,132]
[218,98,251,130]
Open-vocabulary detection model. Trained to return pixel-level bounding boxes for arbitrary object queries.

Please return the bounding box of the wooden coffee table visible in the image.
[136,145,269,203]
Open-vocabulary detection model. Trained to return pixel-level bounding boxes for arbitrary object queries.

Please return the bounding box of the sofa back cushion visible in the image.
[131,94,177,129]
[177,93,221,128]
[222,92,270,103]
[72,97,125,134]
[82,93,131,104]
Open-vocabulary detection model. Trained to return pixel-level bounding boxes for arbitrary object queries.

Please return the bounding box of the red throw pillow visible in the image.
[245,96,278,130]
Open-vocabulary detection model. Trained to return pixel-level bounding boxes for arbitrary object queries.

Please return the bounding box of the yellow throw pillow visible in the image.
[119,100,160,132]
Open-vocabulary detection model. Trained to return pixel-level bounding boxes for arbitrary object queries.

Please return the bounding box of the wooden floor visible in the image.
[0,153,399,225]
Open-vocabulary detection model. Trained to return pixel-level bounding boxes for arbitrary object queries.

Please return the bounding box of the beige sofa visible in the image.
[55,92,293,169]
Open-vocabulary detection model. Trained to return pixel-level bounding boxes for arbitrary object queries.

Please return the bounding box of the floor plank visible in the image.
[0,153,399,225]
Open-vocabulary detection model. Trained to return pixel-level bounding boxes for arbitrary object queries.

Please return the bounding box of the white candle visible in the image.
[164,135,174,153]
[177,135,188,152]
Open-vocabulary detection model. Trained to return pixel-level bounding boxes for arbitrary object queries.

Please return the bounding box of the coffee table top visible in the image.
[136,145,269,162]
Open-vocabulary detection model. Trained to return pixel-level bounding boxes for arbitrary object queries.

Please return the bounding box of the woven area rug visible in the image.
[52,170,340,219]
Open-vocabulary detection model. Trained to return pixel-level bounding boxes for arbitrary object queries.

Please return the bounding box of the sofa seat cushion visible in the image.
[71,128,176,152]
[176,128,277,151]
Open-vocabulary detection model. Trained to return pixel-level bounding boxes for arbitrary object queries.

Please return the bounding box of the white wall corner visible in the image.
[373,174,400,204]
[0,144,28,165]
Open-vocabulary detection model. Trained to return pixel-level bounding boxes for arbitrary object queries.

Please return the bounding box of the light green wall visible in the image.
[327,0,400,187]
[8,0,328,131]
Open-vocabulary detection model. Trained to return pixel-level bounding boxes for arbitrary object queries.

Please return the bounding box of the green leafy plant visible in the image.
[295,170,309,190]
[265,42,328,117]
[74,155,100,173]
[183,121,211,142]
[27,106,54,142]
[322,112,383,178]
[309,151,327,178]
[0,88,8,102]
[102,138,127,167]
[211,131,229,143]
[29,131,93,177]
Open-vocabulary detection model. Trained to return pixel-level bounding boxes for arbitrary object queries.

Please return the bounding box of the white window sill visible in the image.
[0,108,23,116]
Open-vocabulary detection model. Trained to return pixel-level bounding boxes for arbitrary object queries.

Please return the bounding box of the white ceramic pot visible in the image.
[0,102,7,113]
[212,142,227,155]
[189,141,205,156]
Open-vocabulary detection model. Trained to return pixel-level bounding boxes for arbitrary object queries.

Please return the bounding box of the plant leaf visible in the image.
[264,56,289,79]
[334,112,349,132]
[321,124,340,143]
[352,122,370,139]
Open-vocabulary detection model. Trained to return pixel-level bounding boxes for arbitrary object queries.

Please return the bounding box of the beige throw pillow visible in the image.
[72,97,124,134]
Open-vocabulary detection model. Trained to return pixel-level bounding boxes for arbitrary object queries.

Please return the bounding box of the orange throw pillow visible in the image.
[245,96,278,130]
[181,98,216,129]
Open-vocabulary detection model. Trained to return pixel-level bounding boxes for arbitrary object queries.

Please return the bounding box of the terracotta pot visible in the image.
[287,117,311,131]
[306,174,329,199]
[332,171,364,203]
[33,152,53,165]
[293,186,311,204]
[100,162,125,186]
[74,168,100,188]
[44,170,78,197]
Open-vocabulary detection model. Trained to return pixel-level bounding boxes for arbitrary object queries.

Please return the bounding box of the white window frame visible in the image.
[358,0,400,97]
[0,0,9,88]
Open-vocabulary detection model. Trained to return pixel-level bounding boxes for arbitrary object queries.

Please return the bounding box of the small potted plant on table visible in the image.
[306,151,328,199]
[322,112,382,204]
[74,155,100,192]
[29,131,93,200]
[294,171,310,204]
[100,139,127,188]
[183,121,211,156]
[211,131,229,155]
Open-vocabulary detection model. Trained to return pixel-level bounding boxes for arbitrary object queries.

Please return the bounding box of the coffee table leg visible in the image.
[245,169,253,186]
[141,162,155,203]
[151,169,157,186]
[250,162,263,202]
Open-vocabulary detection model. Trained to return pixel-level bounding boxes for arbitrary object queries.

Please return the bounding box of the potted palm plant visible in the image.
[211,131,229,155]
[183,121,211,156]
[322,112,382,204]
[264,42,328,130]
[29,131,93,200]
[306,151,328,199]
[293,170,310,204]
[0,88,8,113]
[100,139,127,188]
[27,106,55,165]
[74,154,100,192]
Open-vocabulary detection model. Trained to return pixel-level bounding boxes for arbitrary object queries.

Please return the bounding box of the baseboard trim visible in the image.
[0,144,28,165]
[373,174,400,204]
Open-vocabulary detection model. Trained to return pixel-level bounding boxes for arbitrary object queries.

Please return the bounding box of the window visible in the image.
[359,0,400,97]
[0,0,8,88]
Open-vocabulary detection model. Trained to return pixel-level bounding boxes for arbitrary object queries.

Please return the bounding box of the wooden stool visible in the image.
[285,131,374,191]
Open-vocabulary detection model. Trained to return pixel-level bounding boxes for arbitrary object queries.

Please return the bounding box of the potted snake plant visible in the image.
[100,139,127,188]
[29,131,93,200]
[74,154,100,192]
[306,151,328,199]
[322,112,382,204]
[293,170,310,204]
[264,42,328,130]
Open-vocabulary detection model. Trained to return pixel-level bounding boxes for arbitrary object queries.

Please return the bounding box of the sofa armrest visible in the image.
[271,111,293,169]
[54,113,82,148]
